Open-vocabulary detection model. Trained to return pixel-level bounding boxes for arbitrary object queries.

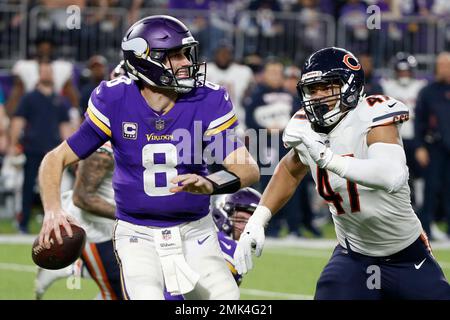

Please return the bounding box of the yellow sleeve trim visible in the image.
[204,115,237,136]
[87,108,112,137]
[226,260,238,276]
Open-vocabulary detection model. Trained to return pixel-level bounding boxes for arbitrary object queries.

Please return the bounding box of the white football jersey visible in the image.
[283,95,422,256]
[379,78,427,140]
[207,62,254,130]
[62,142,115,243]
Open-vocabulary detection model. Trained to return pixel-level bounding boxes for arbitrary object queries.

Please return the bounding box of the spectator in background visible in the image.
[380,52,427,209]
[6,37,79,119]
[207,42,254,133]
[8,62,72,234]
[79,55,108,115]
[339,0,368,53]
[415,52,450,240]
[245,59,294,237]
[358,53,384,96]
[282,65,322,238]
[0,87,9,156]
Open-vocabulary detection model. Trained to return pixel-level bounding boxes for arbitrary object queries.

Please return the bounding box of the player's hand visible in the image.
[298,130,333,169]
[415,147,429,168]
[234,205,271,274]
[235,222,265,274]
[38,210,80,249]
[170,174,214,194]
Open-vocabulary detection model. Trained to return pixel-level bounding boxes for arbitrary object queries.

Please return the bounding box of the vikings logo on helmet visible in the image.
[211,188,261,240]
[121,15,206,93]
[297,47,365,130]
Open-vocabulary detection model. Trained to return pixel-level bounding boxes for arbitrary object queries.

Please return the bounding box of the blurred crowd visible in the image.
[0,0,449,241]
[1,0,450,67]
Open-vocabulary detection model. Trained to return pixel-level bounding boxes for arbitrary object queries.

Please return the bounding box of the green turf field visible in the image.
[1,242,449,300]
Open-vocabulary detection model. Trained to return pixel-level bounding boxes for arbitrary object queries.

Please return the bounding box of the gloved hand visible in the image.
[297,129,333,169]
[234,206,271,274]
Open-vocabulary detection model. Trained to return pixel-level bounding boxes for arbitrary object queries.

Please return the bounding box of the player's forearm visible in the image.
[326,143,408,193]
[223,147,260,187]
[39,142,80,213]
[72,193,115,219]
[260,154,307,215]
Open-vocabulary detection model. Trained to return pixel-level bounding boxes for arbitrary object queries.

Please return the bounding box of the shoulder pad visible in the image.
[359,95,410,127]
[94,76,133,103]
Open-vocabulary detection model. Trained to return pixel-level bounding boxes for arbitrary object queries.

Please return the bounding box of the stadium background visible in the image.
[0,0,449,300]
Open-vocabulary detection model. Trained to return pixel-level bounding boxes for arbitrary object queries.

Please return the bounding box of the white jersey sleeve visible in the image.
[358,95,410,129]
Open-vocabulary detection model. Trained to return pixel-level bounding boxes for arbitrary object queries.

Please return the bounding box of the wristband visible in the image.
[248,205,272,227]
[204,170,241,195]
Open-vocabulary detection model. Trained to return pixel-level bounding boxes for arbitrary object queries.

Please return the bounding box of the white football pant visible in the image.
[113,214,240,300]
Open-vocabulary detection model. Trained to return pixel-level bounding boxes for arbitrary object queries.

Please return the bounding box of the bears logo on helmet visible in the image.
[297,47,365,131]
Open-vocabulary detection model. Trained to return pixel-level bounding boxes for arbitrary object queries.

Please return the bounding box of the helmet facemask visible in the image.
[125,43,206,93]
[299,76,345,127]
[162,44,206,93]
[223,202,256,241]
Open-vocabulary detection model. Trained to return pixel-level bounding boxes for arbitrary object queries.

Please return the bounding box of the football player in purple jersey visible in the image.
[37,15,259,300]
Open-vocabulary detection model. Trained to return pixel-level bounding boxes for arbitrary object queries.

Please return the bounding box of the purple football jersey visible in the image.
[68,77,241,227]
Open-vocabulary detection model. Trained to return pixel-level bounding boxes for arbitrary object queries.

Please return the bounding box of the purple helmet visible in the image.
[121,15,206,93]
[212,188,262,240]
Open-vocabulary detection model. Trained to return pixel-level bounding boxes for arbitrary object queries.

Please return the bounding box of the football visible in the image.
[31,224,86,270]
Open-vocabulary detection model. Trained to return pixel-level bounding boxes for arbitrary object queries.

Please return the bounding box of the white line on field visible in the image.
[240,288,313,300]
[0,262,36,273]
[0,262,314,300]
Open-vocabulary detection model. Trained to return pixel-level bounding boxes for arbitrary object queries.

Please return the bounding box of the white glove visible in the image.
[298,130,333,169]
[234,206,272,275]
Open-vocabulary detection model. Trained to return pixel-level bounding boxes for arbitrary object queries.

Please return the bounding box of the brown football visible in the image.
[32,224,86,270]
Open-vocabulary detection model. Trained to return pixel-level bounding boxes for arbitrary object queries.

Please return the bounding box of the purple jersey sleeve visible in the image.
[84,77,129,139]
[66,120,108,159]
[202,84,243,162]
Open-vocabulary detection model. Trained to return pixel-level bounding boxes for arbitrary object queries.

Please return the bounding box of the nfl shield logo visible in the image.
[155,119,165,131]
[162,229,171,241]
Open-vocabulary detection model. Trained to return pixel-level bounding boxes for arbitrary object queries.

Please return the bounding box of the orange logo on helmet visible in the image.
[343,54,361,71]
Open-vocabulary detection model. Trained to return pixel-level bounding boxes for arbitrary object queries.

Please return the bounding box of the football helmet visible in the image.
[393,52,417,85]
[297,47,365,129]
[211,188,262,240]
[121,15,206,93]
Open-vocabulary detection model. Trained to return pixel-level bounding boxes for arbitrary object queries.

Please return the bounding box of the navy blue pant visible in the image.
[20,153,44,232]
[81,240,124,300]
[315,237,450,300]
[419,144,450,237]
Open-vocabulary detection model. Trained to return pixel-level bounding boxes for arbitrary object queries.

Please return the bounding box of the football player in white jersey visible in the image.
[235,47,450,299]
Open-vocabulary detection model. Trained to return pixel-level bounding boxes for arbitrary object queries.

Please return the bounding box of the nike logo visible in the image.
[197,235,210,245]
[388,102,397,108]
[96,86,101,95]
[414,258,426,270]
[224,91,229,101]
[220,240,232,251]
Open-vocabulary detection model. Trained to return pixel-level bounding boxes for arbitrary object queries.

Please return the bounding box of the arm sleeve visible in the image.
[67,120,109,159]
[327,142,409,194]
[84,81,113,140]
[203,87,243,161]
